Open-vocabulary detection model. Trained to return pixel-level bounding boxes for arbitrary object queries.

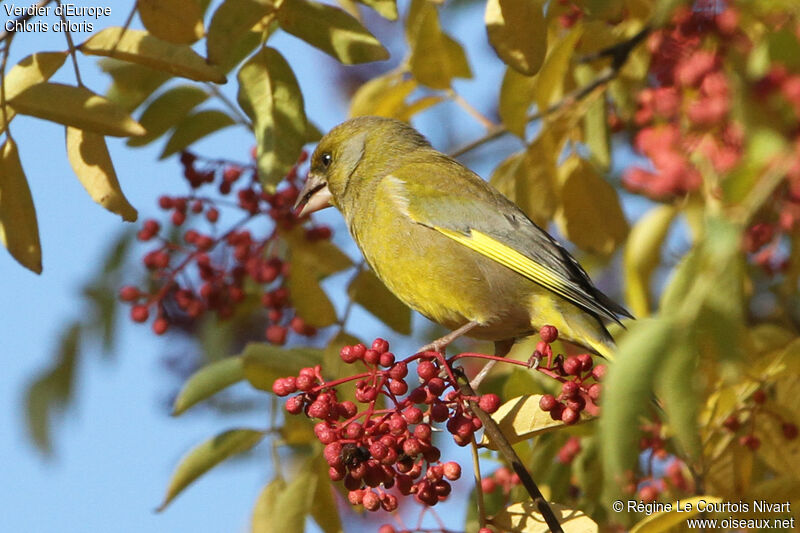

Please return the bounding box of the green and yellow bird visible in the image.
[295,116,631,359]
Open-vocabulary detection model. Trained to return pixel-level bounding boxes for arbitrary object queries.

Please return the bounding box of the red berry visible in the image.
[119,286,140,302]
[379,352,395,367]
[130,305,149,323]
[266,325,287,345]
[563,356,582,376]
[540,325,558,343]
[389,379,408,395]
[388,361,408,379]
[285,396,304,414]
[561,407,579,425]
[587,383,602,401]
[427,377,446,396]
[443,461,461,481]
[481,477,496,493]
[478,393,501,413]
[340,346,359,364]
[539,394,557,411]
[782,423,798,440]
[561,380,579,398]
[152,317,169,335]
[591,365,607,381]
[371,338,389,354]
[417,360,437,381]
[363,349,380,365]
[722,415,740,432]
[753,389,766,404]
[739,434,761,451]
[639,485,659,503]
[577,353,593,371]
[206,208,219,223]
[158,196,173,209]
[171,210,186,226]
[402,406,423,424]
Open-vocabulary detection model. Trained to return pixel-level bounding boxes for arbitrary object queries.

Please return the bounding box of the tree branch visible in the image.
[456,368,564,533]
[448,26,651,159]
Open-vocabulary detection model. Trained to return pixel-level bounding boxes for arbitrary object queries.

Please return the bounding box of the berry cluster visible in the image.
[480,465,522,495]
[119,149,330,343]
[623,6,743,200]
[531,326,604,423]
[274,338,506,511]
[722,387,798,451]
[622,422,692,504]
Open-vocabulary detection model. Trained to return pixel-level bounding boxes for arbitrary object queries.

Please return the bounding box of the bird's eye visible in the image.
[320,152,332,168]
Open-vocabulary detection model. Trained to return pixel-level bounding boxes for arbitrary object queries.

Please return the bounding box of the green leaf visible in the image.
[241,343,322,391]
[535,24,583,112]
[485,0,546,76]
[406,0,471,90]
[79,28,226,83]
[575,64,610,170]
[284,228,353,277]
[138,0,204,44]
[252,469,316,533]
[348,268,411,335]
[0,138,42,273]
[160,110,236,159]
[277,0,389,64]
[1,51,68,131]
[66,127,138,222]
[624,205,677,317]
[348,72,441,121]
[287,260,339,327]
[99,59,172,112]
[25,324,80,454]
[309,452,343,533]
[237,47,310,188]
[601,318,674,501]
[657,336,702,461]
[498,66,536,137]
[128,85,209,147]
[172,357,245,415]
[206,0,274,69]
[158,428,265,511]
[10,83,146,138]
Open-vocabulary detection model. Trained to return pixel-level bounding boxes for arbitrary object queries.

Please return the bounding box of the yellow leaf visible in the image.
[252,469,316,533]
[128,85,209,147]
[241,343,321,391]
[138,0,204,44]
[277,0,389,64]
[237,47,310,188]
[575,64,610,170]
[492,501,598,533]
[99,59,172,112]
[629,496,723,533]
[555,157,628,255]
[10,82,146,137]
[354,0,397,20]
[309,453,344,533]
[1,51,67,131]
[485,0,546,76]
[624,205,677,317]
[206,0,274,69]
[0,139,42,273]
[406,0,471,90]
[481,395,594,449]
[499,66,536,137]
[287,261,338,327]
[536,24,583,112]
[491,134,560,227]
[66,127,137,222]
[172,357,244,416]
[348,268,412,335]
[349,73,414,118]
[79,28,226,83]
[160,109,235,159]
[158,428,264,511]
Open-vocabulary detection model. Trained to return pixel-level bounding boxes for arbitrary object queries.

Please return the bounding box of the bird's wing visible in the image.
[384,157,632,324]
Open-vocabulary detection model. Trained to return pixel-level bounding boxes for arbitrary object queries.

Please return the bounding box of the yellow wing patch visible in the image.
[434,227,578,306]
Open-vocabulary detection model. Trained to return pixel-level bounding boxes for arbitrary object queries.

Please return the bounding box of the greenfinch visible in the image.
[295,116,631,358]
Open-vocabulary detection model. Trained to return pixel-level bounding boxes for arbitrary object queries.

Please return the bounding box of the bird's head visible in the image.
[294,116,430,217]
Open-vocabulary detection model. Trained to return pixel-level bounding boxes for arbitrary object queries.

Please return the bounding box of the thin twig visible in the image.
[55,0,83,87]
[448,26,651,159]
[0,0,54,43]
[448,89,496,130]
[205,83,253,129]
[470,438,488,529]
[456,368,564,533]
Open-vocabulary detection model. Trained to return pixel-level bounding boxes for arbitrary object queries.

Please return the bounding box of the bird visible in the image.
[294,116,632,362]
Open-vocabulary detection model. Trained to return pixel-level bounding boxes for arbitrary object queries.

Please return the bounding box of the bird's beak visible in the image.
[294,172,333,217]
